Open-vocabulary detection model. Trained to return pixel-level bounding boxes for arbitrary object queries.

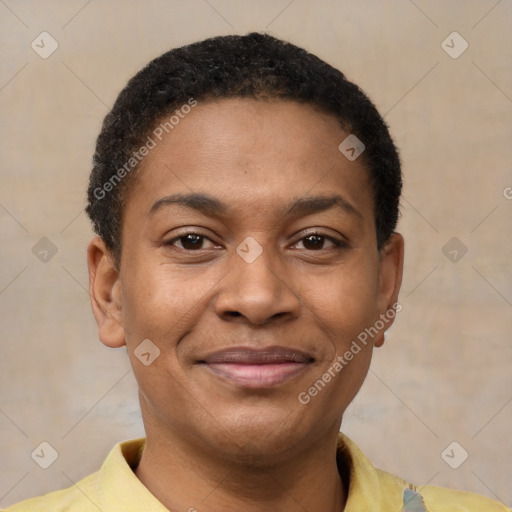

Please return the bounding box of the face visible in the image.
[88,98,403,463]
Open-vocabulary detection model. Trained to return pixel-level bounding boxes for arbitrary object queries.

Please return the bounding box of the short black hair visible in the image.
[86,32,401,264]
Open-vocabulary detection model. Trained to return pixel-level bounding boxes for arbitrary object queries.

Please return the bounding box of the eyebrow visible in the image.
[149,192,363,221]
[285,194,363,221]
[149,193,228,216]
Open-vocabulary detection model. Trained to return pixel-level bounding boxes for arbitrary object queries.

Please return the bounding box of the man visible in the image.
[5,33,508,511]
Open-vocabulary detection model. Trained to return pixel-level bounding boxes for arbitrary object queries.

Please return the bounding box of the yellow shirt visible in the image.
[3,433,509,511]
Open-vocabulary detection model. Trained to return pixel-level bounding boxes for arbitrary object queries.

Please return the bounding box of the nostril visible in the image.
[226,311,242,317]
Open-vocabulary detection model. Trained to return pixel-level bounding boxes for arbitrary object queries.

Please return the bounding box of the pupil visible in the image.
[183,234,202,250]
[304,235,323,250]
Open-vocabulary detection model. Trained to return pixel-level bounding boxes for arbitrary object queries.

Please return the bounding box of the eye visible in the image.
[293,233,344,251]
[165,233,219,251]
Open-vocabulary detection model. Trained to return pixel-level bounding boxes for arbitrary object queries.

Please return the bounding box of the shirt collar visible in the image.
[96,433,411,511]
[98,437,167,511]
[337,432,409,510]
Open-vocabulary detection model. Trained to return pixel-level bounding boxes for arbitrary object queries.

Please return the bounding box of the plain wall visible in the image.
[0,0,511,507]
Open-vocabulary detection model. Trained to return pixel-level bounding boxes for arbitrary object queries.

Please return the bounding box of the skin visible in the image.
[88,98,404,511]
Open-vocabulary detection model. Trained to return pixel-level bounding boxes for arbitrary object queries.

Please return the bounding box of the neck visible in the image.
[134,430,347,512]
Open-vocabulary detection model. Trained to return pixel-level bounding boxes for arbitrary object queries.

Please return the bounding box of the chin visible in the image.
[205,406,316,462]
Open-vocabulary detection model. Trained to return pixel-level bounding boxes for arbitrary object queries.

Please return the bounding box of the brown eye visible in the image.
[179,234,204,250]
[295,233,341,251]
[164,230,222,253]
[303,234,325,250]
[291,231,347,252]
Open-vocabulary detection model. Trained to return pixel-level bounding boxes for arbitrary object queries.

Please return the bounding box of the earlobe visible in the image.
[87,237,126,348]
[375,233,404,347]
[373,331,385,348]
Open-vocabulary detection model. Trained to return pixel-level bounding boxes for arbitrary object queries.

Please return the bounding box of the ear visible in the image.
[87,237,126,348]
[373,232,404,348]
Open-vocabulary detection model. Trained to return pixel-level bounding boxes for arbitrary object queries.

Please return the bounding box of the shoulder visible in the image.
[420,484,510,512]
[375,467,510,512]
[2,471,99,512]
[2,438,148,512]
[337,432,509,512]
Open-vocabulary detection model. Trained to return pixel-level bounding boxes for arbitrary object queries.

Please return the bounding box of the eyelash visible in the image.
[164,231,346,252]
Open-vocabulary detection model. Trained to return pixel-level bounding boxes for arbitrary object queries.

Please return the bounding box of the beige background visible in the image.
[1,0,511,508]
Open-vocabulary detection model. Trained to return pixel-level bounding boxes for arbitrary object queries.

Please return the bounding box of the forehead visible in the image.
[127,98,374,222]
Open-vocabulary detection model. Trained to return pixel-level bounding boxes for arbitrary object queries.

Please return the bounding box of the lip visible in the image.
[199,346,314,389]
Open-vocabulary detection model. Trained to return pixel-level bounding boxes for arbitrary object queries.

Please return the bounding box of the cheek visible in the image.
[300,257,380,352]
[119,261,205,347]
[308,257,380,408]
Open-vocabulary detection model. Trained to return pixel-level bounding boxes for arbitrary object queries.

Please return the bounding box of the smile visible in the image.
[199,347,314,389]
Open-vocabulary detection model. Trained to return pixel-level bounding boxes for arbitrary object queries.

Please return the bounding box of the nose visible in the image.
[213,247,301,326]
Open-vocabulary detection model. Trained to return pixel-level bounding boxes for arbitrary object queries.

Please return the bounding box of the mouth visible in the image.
[199,346,314,389]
